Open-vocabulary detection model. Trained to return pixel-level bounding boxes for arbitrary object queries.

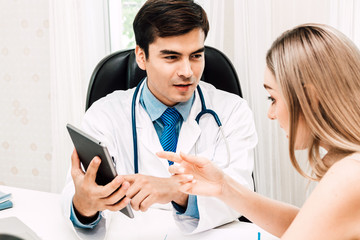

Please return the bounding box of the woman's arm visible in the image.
[220,174,299,237]
[157,151,299,237]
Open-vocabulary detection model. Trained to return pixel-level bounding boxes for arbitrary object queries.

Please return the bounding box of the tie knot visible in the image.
[161,108,180,126]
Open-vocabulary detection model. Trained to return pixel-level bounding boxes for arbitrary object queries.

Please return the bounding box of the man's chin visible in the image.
[172,95,193,104]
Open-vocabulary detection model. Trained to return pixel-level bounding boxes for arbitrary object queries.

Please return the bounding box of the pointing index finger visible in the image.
[156,151,182,163]
[179,152,208,167]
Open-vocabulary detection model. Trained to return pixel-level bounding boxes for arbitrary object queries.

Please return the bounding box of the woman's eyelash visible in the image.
[267,96,275,102]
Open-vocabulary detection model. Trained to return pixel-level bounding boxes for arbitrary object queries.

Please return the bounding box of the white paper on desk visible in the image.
[0,191,11,204]
[165,222,279,240]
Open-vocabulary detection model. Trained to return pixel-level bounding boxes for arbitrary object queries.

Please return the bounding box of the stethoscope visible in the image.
[131,79,231,173]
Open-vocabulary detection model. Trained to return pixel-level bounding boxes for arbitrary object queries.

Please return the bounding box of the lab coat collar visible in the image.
[177,89,202,154]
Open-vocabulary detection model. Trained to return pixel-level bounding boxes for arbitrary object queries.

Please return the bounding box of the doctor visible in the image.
[61,0,258,235]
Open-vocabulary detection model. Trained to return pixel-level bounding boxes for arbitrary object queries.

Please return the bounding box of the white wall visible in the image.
[0,0,52,191]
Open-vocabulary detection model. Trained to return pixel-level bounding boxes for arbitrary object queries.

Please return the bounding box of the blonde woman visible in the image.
[157,24,360,239]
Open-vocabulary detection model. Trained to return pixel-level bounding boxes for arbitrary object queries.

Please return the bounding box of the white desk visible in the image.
[0,186,278,240]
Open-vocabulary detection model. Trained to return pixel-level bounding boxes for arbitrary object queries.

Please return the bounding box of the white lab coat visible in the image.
[61,81,258,236]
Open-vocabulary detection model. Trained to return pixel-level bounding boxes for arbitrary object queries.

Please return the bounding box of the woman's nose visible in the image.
[267,106,276,120]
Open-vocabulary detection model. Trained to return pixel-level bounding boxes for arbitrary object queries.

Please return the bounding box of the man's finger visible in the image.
[122,174,137,183]
[106,196,131,212]
[139,195,153,212]
[171,173,194,183]
[179,182,196,194]
[71,149,85,178]
[100,176,126,198]
[130,191,149,211]
[125,180,141,199]
[168,165,185,175]
[103,180,130,205]
[84,156,101,183]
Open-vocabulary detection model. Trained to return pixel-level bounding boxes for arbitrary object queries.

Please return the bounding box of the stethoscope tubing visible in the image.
[131,79,144,174]
[131,79,224,174]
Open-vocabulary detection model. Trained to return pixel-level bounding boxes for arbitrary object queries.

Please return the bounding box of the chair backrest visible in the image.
[86,46,242,110]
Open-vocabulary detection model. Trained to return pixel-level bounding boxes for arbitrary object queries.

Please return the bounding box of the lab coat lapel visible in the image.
[133,80,164,158]
[177,90,202,154]
[136,99,174,171]
[136,101,163,154]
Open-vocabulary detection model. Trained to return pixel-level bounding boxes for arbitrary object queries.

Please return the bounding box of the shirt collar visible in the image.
[140,78,194,122]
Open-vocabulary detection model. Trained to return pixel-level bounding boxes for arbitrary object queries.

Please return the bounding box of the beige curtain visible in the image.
[49,0,109,192]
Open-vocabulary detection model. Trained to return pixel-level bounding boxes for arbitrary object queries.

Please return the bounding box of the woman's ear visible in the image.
[303,83,320,110]
[135,45,146,70]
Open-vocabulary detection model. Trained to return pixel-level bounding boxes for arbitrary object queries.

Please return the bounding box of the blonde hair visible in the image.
[266,23,360,180]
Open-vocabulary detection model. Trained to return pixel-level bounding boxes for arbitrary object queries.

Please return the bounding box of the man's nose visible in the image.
[177,59,193,79]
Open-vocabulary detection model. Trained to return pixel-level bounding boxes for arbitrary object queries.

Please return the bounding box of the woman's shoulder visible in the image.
[346,152,360,162]
[327,152,360,176]
[319,152,360,216]
[322,152,360,190]
[318,152,360,237]
[283,152,360,239]
[293,152,360,238]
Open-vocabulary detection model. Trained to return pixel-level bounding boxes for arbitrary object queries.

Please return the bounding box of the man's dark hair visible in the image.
[133,0,209,58]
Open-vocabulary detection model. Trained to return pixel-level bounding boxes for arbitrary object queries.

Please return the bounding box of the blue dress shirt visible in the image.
[139,81,199,219]
[70,80,199,228]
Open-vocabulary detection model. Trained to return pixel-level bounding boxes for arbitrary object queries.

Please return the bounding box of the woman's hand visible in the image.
[156,151,226,197]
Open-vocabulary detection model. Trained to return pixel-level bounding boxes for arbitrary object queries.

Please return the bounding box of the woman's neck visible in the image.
[322,148,353,168]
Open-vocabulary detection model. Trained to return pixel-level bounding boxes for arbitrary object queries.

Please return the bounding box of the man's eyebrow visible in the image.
[160,50,181,55]
[192,47,205,54]
[159,47,205,56]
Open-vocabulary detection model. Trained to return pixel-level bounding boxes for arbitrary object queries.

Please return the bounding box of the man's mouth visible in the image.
[174,83,192,91]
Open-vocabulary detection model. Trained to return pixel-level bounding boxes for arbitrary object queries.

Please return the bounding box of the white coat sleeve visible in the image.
[174,98,258,234]
[60,100,118,239]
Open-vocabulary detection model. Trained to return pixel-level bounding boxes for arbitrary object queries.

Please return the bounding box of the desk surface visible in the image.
[0,186,278,240]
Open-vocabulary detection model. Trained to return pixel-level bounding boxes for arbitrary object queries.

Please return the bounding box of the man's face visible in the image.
[135,28,205,106]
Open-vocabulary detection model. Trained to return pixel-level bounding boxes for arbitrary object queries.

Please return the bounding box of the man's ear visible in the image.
[135,45,146,70]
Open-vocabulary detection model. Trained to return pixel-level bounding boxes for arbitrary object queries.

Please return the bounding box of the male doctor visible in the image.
[61,0,258,235]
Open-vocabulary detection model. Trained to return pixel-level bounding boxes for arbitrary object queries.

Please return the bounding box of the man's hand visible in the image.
[123,174,189,212]
[71,149,131,218]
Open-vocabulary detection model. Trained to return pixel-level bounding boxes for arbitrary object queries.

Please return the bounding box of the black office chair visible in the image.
[86,46,242,110]
[86,46,252,223]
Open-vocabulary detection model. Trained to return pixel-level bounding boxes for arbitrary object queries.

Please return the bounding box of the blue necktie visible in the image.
[160,108,180,165]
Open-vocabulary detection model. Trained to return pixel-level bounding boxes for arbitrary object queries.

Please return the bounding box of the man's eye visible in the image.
[192,54,203,59]
[165,56,178,60]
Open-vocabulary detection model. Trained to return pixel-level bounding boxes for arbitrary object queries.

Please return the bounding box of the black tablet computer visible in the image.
[66,123,134,219]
